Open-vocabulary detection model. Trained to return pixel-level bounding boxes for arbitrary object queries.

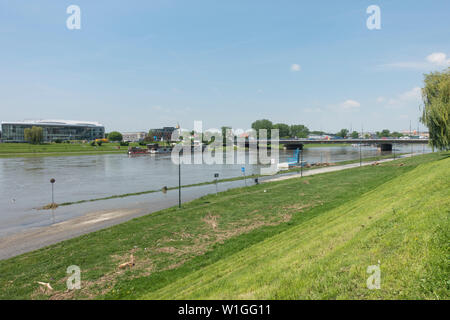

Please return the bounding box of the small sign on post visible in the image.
[241,167,247,187]
[214,173,219,194]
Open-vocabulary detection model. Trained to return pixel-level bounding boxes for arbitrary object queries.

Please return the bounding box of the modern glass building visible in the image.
[1,120,105,142]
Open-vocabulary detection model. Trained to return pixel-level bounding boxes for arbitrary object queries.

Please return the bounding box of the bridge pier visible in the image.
[285,143,304,150]
[379,143,393,151]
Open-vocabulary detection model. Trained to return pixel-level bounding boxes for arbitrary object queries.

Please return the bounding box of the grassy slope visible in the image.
[0,153,447,299]
[143,155,449,299]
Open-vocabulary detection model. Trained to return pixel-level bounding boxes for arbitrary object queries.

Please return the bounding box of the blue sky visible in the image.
[1,0,449,133]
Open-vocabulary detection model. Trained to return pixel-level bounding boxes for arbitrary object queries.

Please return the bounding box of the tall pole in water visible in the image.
[178,124,181,208]
[300,149,303,177]
[410,120,413,155]
[360,125,363,166]
[178,158,181,208]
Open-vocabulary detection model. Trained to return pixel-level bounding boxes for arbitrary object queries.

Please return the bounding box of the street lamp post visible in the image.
[178,158,181,208]
[178,124,182,209]
[50,178,56,204]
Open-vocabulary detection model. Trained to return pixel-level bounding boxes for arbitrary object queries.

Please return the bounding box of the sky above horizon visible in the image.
[1,1,449,133]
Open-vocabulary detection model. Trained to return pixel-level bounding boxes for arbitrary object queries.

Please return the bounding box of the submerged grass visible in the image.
[50,153,412,208]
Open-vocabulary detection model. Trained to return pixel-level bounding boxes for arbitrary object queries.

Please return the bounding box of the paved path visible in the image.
[265,154,411,183]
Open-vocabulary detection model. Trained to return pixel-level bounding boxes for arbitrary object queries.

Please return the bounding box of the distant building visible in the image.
[149,127,176,141]
[121,132,147,142]
[1,120,105,142]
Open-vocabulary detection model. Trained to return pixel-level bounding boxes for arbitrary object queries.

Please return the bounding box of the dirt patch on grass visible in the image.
[202,213,219,230]
[283,201,318,212]
[32,207,297,299]
[36,248,155,300]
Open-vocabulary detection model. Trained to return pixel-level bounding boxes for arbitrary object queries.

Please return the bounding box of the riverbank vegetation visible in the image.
[0,152,447,299]
[421,68,450,150]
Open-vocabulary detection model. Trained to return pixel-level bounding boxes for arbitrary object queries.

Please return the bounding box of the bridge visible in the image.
[258,138,429,151]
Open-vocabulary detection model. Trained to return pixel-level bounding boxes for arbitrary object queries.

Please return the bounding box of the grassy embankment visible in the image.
[0,152,447,299]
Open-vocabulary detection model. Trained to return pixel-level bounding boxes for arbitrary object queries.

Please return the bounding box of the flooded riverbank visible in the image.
[0,144,431,238]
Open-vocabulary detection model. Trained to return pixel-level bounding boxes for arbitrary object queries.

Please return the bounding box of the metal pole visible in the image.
[393,143,396,160]
[178,158,181,208]
[360,125,363,166]
[300,150,303,177]
[178,125,182,208]
[52,184,54,204]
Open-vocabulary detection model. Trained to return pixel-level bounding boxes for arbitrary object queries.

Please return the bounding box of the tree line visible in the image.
[251,119,309,138]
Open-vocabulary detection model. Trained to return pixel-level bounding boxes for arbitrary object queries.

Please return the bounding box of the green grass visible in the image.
[143,153,450,299]
[0,152,447,299]
[0,142,136,158]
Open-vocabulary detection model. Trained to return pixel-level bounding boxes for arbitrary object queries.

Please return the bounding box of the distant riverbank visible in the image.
[0,142,356,158]
[0,142,133,158]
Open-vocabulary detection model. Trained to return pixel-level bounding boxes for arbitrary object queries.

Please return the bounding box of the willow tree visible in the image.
[421,68,450,150]
[24,126,43,144]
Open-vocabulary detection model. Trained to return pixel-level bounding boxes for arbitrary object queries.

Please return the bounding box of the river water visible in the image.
[0,144,431,237]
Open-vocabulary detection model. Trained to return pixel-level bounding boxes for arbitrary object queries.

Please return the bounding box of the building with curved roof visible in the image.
[1,120,105,142]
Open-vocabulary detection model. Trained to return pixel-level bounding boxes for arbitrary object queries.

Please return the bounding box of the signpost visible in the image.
[241,167,247,187]
[214,173,219,194]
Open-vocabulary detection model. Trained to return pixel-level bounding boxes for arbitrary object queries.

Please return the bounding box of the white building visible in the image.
[121,132,147,142]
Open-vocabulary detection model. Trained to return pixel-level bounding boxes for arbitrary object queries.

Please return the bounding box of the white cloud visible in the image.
[291,64,301,72]
[376,96,385,103]
[426,52,450,66]
[386,87,422,108]
[381,52,450,70]
[339,99,360,109]
[327,99,360,113]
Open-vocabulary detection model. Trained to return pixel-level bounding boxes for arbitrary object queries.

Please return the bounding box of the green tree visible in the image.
[379,129,390,137]
[351,131,359,139]
[421,68,450,150]
[24,126,43,144]
[289,124,309,138]
[273,123,290,138]
[108,131,123,142]
[391,131,403,138]
[336,128,349,138]
[251,119,273,138]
